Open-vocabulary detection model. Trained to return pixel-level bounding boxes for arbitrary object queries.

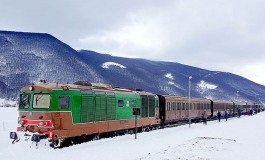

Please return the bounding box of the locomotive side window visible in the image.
[59,96,70,109]
[19,94,30,109]
[33,94,50,109]
[118,100,124,107]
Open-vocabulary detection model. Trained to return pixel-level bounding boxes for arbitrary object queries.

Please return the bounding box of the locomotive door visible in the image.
[57,95,71,110]
[54,94,72,129]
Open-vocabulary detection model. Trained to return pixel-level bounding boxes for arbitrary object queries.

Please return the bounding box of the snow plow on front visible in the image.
[10,118,55,147]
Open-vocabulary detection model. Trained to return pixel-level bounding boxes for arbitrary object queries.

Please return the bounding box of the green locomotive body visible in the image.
[16,82,160,146]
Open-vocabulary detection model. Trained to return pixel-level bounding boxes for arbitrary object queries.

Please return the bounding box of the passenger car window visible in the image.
[182,103,185,110]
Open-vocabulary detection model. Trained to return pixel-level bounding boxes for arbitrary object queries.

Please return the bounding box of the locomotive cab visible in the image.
[13,84,73,143]
[18,92,54,137]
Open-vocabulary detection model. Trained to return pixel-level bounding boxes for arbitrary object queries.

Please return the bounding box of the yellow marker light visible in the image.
[29,86,34,91]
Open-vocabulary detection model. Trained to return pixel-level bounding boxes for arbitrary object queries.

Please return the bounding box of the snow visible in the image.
[101,62,126,69]
[0,98,16,107]
[197,80,218,90]
[0,55,7,66]
[1,107,265,160]
[196,80,218,97]
[165,73,174,80]
[168,81,175,85]
[196,81,218,99]
[165,73,181,91]
[167,81,183,90]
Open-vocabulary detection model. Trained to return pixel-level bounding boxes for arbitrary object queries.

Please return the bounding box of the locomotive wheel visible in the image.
[63,138,74,147]
[50,139,63,148]
[92,135,100,141]
[128,129,134,134]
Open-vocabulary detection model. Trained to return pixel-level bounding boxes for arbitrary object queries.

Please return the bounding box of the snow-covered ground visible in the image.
[1,107,265,160]
[0,98,16,107]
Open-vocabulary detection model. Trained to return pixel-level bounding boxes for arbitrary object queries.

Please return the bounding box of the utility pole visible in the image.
[189,76,192,128]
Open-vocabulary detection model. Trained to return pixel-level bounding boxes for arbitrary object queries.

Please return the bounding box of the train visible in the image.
[10,81,263,148]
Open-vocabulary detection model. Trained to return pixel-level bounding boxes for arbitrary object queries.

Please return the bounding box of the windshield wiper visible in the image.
[35,95,43,106]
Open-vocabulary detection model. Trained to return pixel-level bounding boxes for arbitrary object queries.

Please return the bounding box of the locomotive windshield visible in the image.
[19,94,30,109]
[33,94,51,109]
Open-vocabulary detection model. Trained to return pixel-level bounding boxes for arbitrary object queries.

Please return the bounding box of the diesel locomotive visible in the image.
[10,81,262,148]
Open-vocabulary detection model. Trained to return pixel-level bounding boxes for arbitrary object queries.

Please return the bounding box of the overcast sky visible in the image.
[1,0,265,85]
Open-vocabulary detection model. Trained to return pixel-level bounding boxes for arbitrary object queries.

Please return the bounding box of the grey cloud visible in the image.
[1,0,265,85]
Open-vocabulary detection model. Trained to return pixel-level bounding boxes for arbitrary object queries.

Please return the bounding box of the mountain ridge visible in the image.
[0,30,264,104]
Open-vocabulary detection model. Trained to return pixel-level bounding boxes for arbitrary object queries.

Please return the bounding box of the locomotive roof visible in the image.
[20,82,155,95]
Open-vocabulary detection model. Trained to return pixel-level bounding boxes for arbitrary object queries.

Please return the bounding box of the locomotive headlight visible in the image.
[20,120,25,125]
[29,86,34,91]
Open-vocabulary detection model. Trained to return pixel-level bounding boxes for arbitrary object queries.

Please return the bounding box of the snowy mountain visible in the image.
[1,30,265,103]
[0,31,105,99]
[77,50,265,103]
